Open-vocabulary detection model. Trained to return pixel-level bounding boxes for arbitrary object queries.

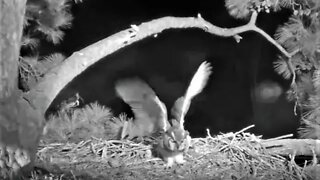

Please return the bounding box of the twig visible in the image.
[206,128,213,138]
[251,25,299,87]
[235,124,255,135]
[262,134,294,142]
[70,170,77,180]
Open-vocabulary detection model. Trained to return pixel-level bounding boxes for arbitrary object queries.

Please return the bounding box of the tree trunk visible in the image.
[0,0,43,179]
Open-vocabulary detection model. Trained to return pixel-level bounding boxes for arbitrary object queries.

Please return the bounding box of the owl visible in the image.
[115,61,212,167]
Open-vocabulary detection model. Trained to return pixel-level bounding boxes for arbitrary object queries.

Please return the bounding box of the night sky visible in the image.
[45,0,300,138]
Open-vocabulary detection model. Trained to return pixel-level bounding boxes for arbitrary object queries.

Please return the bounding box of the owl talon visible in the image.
[164,164,173,169]
[175,153,185,164]
[176,159,185,164]
[164,157,174,169]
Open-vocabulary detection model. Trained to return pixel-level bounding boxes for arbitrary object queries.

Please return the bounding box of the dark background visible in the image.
[45,0,300,138]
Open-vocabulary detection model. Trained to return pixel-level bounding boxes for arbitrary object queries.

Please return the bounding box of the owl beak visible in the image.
[177,143,182,150]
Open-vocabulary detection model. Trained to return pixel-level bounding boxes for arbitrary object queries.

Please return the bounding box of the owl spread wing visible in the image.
[115,78,169,137]
[172,61,212,128]
[171,96,189,123]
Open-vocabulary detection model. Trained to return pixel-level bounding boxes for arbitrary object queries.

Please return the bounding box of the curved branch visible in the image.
[252,26,290,58]
[251,25,299,86]
[23,12,292,114]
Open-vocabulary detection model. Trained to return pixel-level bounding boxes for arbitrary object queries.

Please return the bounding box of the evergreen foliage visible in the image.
[42,102,124,143]
[19,0,76,91]
[10,0,320,178]
[23,0,320,140]
[226,0,320,139]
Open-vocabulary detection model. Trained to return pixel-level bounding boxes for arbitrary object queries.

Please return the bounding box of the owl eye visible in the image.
[173,134,190,151]
[167,136,173,142]
[167,137,176,150]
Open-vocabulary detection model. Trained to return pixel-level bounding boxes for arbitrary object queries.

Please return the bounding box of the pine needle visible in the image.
[273,57,292,79]
[37,125,309,180]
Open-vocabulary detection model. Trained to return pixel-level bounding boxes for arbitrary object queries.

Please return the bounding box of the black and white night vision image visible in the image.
[1,0,320,179]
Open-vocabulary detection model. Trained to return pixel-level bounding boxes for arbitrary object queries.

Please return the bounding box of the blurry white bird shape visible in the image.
[115,61,212,167]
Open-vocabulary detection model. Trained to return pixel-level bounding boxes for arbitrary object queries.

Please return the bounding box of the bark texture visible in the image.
[0,0,43,179]
[262,139,320,157]
[0,0,23,98]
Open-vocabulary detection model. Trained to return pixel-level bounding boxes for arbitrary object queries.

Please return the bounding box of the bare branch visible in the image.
[262,138,320,157]
[24,13,295,114]
[249,11,258,26]
[263,134,294,142]
[252,26,291,57]
[251,26,299,86]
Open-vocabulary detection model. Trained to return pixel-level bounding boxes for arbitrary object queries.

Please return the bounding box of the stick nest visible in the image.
[35,103,318,179]
[35,127,317,180]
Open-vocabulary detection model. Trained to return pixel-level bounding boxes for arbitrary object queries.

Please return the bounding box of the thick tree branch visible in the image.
[262,138,320,157]
[24,11,295,115]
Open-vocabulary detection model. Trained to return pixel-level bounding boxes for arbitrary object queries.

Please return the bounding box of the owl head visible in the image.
[162,119,191,152]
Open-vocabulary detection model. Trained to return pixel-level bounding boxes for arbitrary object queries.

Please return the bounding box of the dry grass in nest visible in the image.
[34,125,316,180]
[34,103,317,179]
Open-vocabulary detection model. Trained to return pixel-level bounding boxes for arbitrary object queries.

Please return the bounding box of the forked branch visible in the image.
[24,11,296,115]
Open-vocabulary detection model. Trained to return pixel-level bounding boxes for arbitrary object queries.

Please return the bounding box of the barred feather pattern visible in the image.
[115,78,170,138]
[154,96,168,131]
[179,61,212,128]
